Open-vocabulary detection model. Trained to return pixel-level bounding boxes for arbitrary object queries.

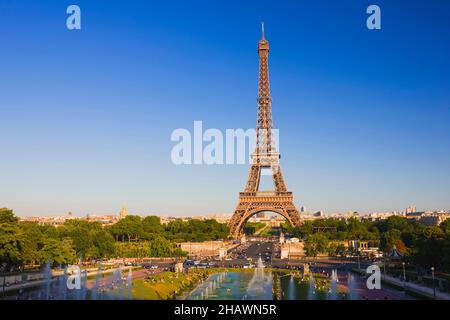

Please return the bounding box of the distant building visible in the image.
[178,241,237,258]
[218,248,227,259]
[366,211,405,221]
[279,232,285,244]
[348,240,369,251]
[406,211,426,221]
[418,212,450,226]
[119,207,128,220]
[405,205,417,214]
[281,241,305,259]
[255,212,266,218]
[20,215,78,226]
[313,211,324,217]
[286,237,300,243]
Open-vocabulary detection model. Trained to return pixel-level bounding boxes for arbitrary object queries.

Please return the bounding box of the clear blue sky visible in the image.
[1,0,449,217]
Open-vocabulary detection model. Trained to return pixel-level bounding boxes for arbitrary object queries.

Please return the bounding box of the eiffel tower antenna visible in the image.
[261,20,265,40]
[229,24,302,238]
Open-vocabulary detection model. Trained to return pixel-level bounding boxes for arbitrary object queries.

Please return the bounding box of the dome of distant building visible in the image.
[119,207,128,220]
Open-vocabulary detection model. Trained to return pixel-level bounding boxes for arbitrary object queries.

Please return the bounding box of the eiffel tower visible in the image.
[229,23,302,238]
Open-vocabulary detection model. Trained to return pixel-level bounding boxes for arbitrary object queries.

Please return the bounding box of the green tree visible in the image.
[0,208,19,224]
[19,222,47,265]
[142,216,163,236]
[0,222,23,271]
[149,236,174,257]
[410,227,445,268]
[59,220,114,260]
[335,243,347,257]
[39,238,77,266]
[380,229,402,252]
[164,219,229,242]
[109,216,143,242]
[93,229,115,258]
[115,242,151,258]
[386,216,410,232]
[304,233,329,257]
[440,218,450,234]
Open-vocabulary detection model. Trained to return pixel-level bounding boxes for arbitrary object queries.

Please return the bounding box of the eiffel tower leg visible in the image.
[283,202,302,227]
[272,165,287,192]
[244,165,261,193]
[229,205,249,238]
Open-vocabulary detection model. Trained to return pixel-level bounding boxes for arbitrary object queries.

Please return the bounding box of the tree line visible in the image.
[0,208,229,272]
[283,216,450,271]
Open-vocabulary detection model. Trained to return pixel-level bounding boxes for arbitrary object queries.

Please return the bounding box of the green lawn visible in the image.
[131,267,262,300]
[132,270,210,300]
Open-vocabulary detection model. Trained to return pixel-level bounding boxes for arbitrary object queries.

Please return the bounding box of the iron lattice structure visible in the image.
[229,23,302,238]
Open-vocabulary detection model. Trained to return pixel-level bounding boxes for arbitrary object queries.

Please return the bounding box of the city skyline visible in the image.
[11,205,450,219]
[1,1,450,217]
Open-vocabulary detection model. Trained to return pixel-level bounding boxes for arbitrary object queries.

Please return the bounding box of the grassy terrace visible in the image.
[131,267,334,300]
[132,271,205,300]
[131,268,247,300]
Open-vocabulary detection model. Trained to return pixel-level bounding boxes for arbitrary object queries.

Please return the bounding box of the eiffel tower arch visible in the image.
[229,23,302,238]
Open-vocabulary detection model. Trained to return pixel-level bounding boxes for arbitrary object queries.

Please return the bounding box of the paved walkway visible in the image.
[2,266,141,294]
[381,273,450,300]
[353,267,450,300]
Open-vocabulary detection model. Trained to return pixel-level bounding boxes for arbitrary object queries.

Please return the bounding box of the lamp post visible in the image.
[431,267,436,299]
[402,262,406,291]
[2,273,5,300]
[287,243,291,269]
[357,254,361,271]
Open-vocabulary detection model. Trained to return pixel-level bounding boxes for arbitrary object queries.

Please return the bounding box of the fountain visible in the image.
[60,267,68,300]
[329,269,338,300]
[307,273,315,300]
[90,263,102,300]
[44,259,52,300]
[114,267,124,300]
[126,268,133,300]
[287,274,296,300]
[347,273,358,300]
[245,257,272,300]
[186,258,367,300]
[256,256,265,268]
[76,269,87,300]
